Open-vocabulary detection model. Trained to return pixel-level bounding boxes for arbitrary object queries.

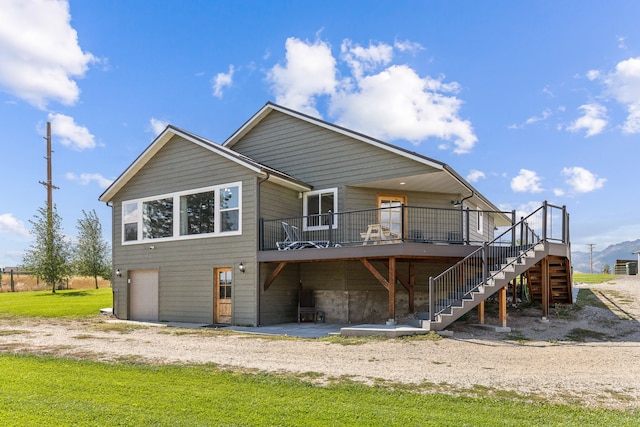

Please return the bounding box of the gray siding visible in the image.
[110,135,259,325]
[259,262,300,325]
[259,180,301,219]
[232,111,437,192]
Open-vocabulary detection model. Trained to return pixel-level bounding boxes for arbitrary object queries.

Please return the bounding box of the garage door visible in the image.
[129,269,159,321]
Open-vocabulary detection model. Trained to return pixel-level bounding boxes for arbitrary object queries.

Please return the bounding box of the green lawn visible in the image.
[0,354,637,426]
[573,273,617,284]
[0,288,111,318]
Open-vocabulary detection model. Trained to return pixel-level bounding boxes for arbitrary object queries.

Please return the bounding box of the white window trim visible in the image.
[302,187,338,231]
[121,182,242,245]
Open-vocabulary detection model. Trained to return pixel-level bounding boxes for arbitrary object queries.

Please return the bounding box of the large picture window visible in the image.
[122,182,241,244]
[143,197,174,239]
[180,191,215,235]
[303,188,337,230]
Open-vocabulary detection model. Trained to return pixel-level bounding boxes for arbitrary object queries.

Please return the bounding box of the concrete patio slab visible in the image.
[229,322,346,338]
[340,324,431,338]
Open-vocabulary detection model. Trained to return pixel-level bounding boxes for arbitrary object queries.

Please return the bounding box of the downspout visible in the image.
[459,190,474,244]
[256,172,270,326]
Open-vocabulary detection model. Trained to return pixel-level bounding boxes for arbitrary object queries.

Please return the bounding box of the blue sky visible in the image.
[1,0,639,267]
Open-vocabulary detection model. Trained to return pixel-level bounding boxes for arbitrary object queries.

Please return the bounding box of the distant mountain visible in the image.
[571,239,640,273]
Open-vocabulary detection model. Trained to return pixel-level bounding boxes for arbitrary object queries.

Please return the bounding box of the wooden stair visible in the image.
[526,255,572,304]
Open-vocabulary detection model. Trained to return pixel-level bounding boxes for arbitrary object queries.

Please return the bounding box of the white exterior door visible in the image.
[129,269,159,321]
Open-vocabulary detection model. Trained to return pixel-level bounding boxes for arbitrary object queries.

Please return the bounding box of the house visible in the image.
[99,102,572,330]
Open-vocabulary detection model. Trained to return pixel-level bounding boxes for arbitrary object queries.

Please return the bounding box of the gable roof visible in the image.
[223,102,502,213]
[99,125,311,202]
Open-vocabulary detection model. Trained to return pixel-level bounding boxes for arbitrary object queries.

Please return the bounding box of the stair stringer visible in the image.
[417,243,549,331]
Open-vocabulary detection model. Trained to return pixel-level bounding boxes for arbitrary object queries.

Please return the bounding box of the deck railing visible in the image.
[428,201,570,321]
[259,205,514,250]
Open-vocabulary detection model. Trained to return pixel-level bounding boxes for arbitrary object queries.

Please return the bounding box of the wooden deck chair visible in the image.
[297,286,317,323]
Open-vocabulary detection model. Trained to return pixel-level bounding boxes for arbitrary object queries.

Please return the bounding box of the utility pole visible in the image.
[39,122,59,212]
[588,243,596,274]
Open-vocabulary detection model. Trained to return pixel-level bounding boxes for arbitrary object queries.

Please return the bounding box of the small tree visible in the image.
[22,204,72,293]
[74,209,111,289]
[602,264,611,274]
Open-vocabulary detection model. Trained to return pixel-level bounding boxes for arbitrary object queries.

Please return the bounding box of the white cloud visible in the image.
[267,37,477,153]
[149,117,169,135]
[617,35,627,50]
[566,103,607,137]
[561,166,606,193]
[526,109,552,125]
[511,108,552,128]
[48,113,96,150]
[603,57,640,133]
[621,104,640,134]
[511,169,543,193]
[586,70,600,81]
[331,64,476,153]
[65,172,112,189]
[0,213,30,237]
[341,40,393,80]
[553,188,565,197]
[0,0,95,109]
[394,39,424,54]
[212,65,235,98]
[466,169,486,183]
[267,37,337,117]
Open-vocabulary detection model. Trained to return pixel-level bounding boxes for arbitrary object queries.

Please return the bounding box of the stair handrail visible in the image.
[428,202,562,322]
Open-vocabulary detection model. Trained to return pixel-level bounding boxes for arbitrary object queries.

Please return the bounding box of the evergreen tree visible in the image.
[74,209,111,289]
[22,204,71,293]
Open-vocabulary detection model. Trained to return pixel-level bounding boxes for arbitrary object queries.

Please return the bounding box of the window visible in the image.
[219,186,240,232]
[122,182,241,244]
[477,209,484,235]
[143,198,173,239]
[303,188,337,230]
[123,202,140,242]
[180,191,215,235]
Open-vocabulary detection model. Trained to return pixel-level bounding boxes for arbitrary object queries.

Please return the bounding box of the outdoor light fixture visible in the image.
[115,269,121,278]
[451,200,462,207]
[238,262,246,273]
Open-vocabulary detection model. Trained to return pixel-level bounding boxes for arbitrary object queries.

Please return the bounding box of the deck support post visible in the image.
[388,257,396,321]
[499,286,507,328]
[478,300,485,324]
[541,257,550,320]
[408,261,415,313]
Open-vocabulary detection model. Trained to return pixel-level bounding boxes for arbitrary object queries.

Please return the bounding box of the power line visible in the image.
[38,122,59,211]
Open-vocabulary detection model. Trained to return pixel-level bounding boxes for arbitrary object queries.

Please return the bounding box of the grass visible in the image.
[0,354,638,426]
[573,273,617,284]
[574,289,609,311]
[0,288,112,318]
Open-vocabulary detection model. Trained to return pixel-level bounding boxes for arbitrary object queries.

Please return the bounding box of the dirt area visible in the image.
[1,276,640,410]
